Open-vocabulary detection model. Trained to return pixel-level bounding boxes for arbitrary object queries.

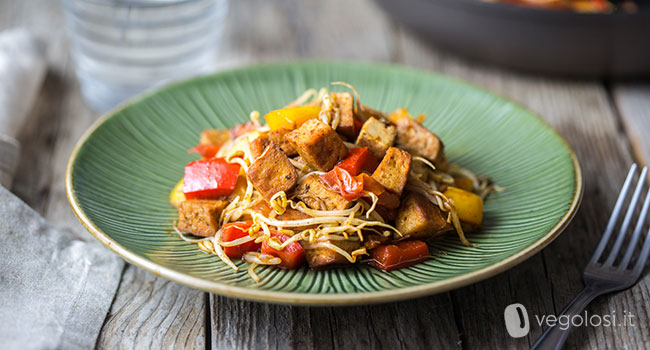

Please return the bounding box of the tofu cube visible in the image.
[276,208,313,232]
[393,116,445,166]
[200,129,231,146]
[331,92,355,140]
[394,192,452,240]
[295,174,351,211]
[372,147,412,195]
[246,144,298,202]
[304,239,361,269]
[177,199,228,237]
[363,234,391,250]
[370,189,401,221]
[285,119,348,172]
[250,128,297,160]
[355,117,396,159]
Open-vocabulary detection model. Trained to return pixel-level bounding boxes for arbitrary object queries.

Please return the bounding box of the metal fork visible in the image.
[531,164,650,350]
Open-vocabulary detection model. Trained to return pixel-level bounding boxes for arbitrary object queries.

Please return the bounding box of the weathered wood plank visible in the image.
[97,265,206,350]
[211,293,459,350]
[397,27,649,349]
[214,0,396,70]
[613,84,650,167]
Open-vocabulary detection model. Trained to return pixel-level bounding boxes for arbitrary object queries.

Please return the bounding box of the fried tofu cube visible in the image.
[389,110,445,166]
[200,129,231,146]
[250,128,297,159]
[359,105,387,121]
[331,92,356,140]
[276,208,313,232]
[355,117,396,159]
[363,234,390,250]
[285,119,348,172]
[295,174,351,211]
[372,147,412,195]
[369,189,401,221]
[304,239,361,269]
[373,205,398,222]
[250,135,270,160]
[394,192,452,240]
[277,208,311,222]
[246,144,298,202]
[227,175,248,202]
[177,200,228,237]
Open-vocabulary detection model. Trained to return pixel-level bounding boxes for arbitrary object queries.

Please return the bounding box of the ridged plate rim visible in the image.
[65,60,583,306]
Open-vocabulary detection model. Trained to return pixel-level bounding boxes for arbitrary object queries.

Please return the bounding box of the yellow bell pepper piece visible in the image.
[386,107,412,124]
[264,106,321,131]
[444,187,483,228]
[169,179,185,208]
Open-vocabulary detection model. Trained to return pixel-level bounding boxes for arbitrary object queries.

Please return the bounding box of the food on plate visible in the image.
[482,0,638,13]
[171,83,502,281]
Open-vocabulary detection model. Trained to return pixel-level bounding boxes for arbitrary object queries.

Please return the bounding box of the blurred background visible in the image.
[6,0,650,113]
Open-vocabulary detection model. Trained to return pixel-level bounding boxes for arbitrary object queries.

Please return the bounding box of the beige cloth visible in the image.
[0,29,124,350]
[0,186,124,349]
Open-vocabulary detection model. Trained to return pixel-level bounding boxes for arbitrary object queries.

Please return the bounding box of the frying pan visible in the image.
[375,0,650,77]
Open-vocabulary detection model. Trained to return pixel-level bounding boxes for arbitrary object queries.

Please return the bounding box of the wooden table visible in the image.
[3,0,649,348]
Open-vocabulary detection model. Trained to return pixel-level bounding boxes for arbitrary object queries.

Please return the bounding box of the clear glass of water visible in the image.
[62,0,228,112]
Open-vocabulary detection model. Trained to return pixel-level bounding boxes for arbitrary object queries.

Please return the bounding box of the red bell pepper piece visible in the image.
[320,167,389,202]
[183,158,240,199]
[320,166,364,201]
[370,240,430,271]
[353,119,363,135]
[230,121,257,138]
[221,221,261,258]
[188,144,221,159]
[335,147,379,176]
[261,232,305,269]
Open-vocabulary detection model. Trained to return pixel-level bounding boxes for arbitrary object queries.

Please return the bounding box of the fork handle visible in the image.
[531,287,600,350]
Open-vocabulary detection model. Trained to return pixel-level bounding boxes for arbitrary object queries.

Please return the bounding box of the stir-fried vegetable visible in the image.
[443,187,483,227]
[183,158,241,199]
[264,106,321,131]
[261,232,306,269]
[221,221,262,258]
[320,167,388,202]
[189,144,221,159]
[370,240,430,271]
[335,147,379,176]
[169,179,185,208]
[230,121,257,138]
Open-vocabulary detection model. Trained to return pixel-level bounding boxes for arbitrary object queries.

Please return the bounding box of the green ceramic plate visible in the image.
[66,61,582,305]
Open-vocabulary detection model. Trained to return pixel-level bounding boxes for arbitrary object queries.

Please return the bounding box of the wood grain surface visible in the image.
[3,0,650,349]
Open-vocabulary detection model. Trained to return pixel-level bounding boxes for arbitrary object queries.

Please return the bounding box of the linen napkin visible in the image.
[0,29,124,350]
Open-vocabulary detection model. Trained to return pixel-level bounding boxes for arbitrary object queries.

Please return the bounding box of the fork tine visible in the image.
[632,224,650,276]
[604,166,648,266]
[619,189,650,270]
[590,164,638,264]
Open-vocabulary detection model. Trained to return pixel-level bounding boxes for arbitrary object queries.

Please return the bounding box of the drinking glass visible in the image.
[62,0,228,112]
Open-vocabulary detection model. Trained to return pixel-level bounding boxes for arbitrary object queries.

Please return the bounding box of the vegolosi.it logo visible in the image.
[504,303,636,338]
[504,303,530,338]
